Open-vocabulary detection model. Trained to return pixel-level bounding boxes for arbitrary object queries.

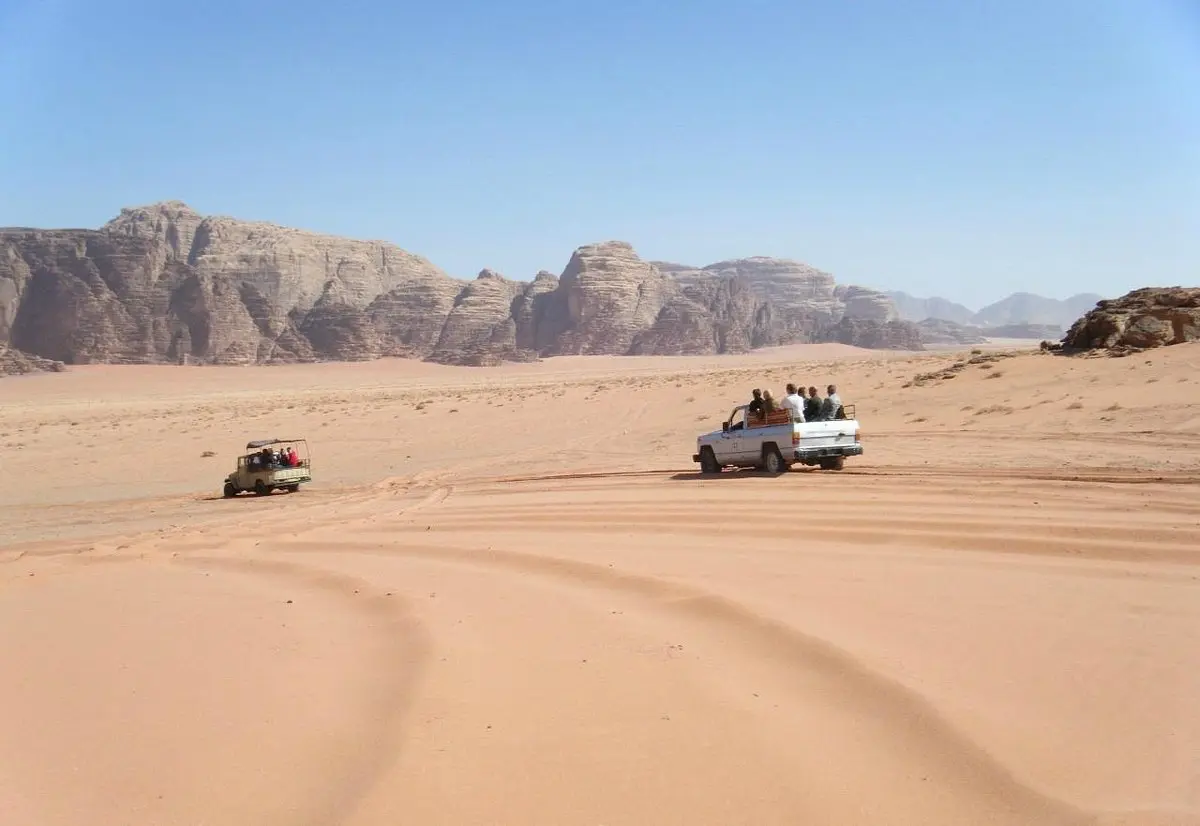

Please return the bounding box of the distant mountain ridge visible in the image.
[0,201,923,374]
[887,290,1105,330]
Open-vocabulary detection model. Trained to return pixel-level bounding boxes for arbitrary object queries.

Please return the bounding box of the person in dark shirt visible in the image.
[804,386,822,421]
[748,388,764,416]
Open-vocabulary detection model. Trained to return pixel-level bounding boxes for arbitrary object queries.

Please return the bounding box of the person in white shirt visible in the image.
[821,383,843,420]
[783,383,806,422]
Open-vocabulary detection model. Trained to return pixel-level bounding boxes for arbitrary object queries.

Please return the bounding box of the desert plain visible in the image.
[1,340,1198,826]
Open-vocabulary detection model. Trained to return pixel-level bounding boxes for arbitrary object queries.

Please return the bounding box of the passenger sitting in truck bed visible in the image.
[783,383,806,421]
[748,389,764,417]
[804,386,822,421]
[821,384,844,420]
[761,389,778,413]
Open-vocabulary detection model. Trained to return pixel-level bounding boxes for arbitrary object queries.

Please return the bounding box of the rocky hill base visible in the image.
[0,346,66,376]
[1049,287,1200,355]
[1,202,924,375]
[917,320,1065,347]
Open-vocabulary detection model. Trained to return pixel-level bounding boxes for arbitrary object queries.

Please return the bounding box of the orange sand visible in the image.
[1,341,1198,825]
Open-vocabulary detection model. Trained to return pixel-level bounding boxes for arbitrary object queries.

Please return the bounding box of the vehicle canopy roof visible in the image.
[245,438,307,449]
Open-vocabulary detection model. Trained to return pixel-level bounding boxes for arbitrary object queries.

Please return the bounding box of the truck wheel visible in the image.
[223,482,237,498]
[762,445,785,475]
[285,484,300,493]
[254,480,269,496]
[699,447,720,474]
[820,456,845,471]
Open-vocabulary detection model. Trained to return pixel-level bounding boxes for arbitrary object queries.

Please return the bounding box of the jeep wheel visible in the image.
[223,482,237,498]
[254,480,269,496]
[819,456,845,471]
[762,445,786,475]
[699,447,720,474]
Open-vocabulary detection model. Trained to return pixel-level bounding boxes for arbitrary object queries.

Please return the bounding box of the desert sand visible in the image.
[1,340,1198,826]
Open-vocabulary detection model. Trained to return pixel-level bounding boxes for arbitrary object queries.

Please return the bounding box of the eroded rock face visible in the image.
[834,284,898,322]
[0,203,924,369]
[0,346,66,376]
[916,318,988,347]
[538,242,678,355]
[1061,287,1200,352]
[822,317,924,350]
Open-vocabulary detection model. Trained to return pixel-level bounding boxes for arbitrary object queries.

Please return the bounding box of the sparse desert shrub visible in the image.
[986,370,1003,379]
[974,405,1014,416]
[201,450,216,458]
[1067,401,1084,410]
[1104,403,1122,411]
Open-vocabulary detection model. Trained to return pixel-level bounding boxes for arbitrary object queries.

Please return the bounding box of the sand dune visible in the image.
[2,341,1199,825]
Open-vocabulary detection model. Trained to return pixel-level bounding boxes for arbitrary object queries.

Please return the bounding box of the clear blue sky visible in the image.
[1,0,1196,309]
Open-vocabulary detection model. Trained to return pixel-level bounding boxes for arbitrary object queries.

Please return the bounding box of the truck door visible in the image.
[715,406,748,462]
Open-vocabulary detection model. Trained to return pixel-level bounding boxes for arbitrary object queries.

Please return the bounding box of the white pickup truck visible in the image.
[692,403,863,474]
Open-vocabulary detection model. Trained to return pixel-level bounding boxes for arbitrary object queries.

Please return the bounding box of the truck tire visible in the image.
[761,444,785,475]
[820,456,845,471]
[285,484,300,493]
[254,479,269,496]
[699,447,720,474]
[223,482,237,498]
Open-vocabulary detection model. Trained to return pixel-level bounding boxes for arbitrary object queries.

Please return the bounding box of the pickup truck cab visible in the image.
[692,404,862,474]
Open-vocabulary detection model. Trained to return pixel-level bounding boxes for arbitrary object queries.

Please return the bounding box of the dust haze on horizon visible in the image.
[0,0,1197,309]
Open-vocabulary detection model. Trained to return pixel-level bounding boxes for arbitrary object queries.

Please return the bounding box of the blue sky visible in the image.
[1,0,1196,308]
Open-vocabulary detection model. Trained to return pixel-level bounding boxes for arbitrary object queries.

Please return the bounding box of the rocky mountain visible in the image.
[888,289,1105,330]
[1060,287,1200,353]
[974,292,1104,328]
[886,292,975,326]
[0,202,924,374]
[915,319,1065,346]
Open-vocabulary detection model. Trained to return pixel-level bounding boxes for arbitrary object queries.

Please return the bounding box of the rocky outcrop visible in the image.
[0,202,924,369]
[886,291,975,325]
[663,257,844,320]
[986,323,1062,340]
[429,270,530,365]
[835,284,899,322]
[0,346,66,376]
[822,317,923,350]
[538,242,677,355]
[1061,287,1200,352]
[917,319,988,346]
[915,319,1063,346]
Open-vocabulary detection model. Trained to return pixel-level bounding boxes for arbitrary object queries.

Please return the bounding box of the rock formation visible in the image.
[886,291,975,326]
[889,288,1104,329]
[916,319,989,347]
[1060,287,1200,353]
[0,202,924,370]
[914,319,1063,347]
[0,346,66,377]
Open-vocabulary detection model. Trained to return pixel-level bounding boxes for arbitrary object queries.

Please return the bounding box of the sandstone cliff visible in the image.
[1060,287,1200,353]
[0,202,923,372]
